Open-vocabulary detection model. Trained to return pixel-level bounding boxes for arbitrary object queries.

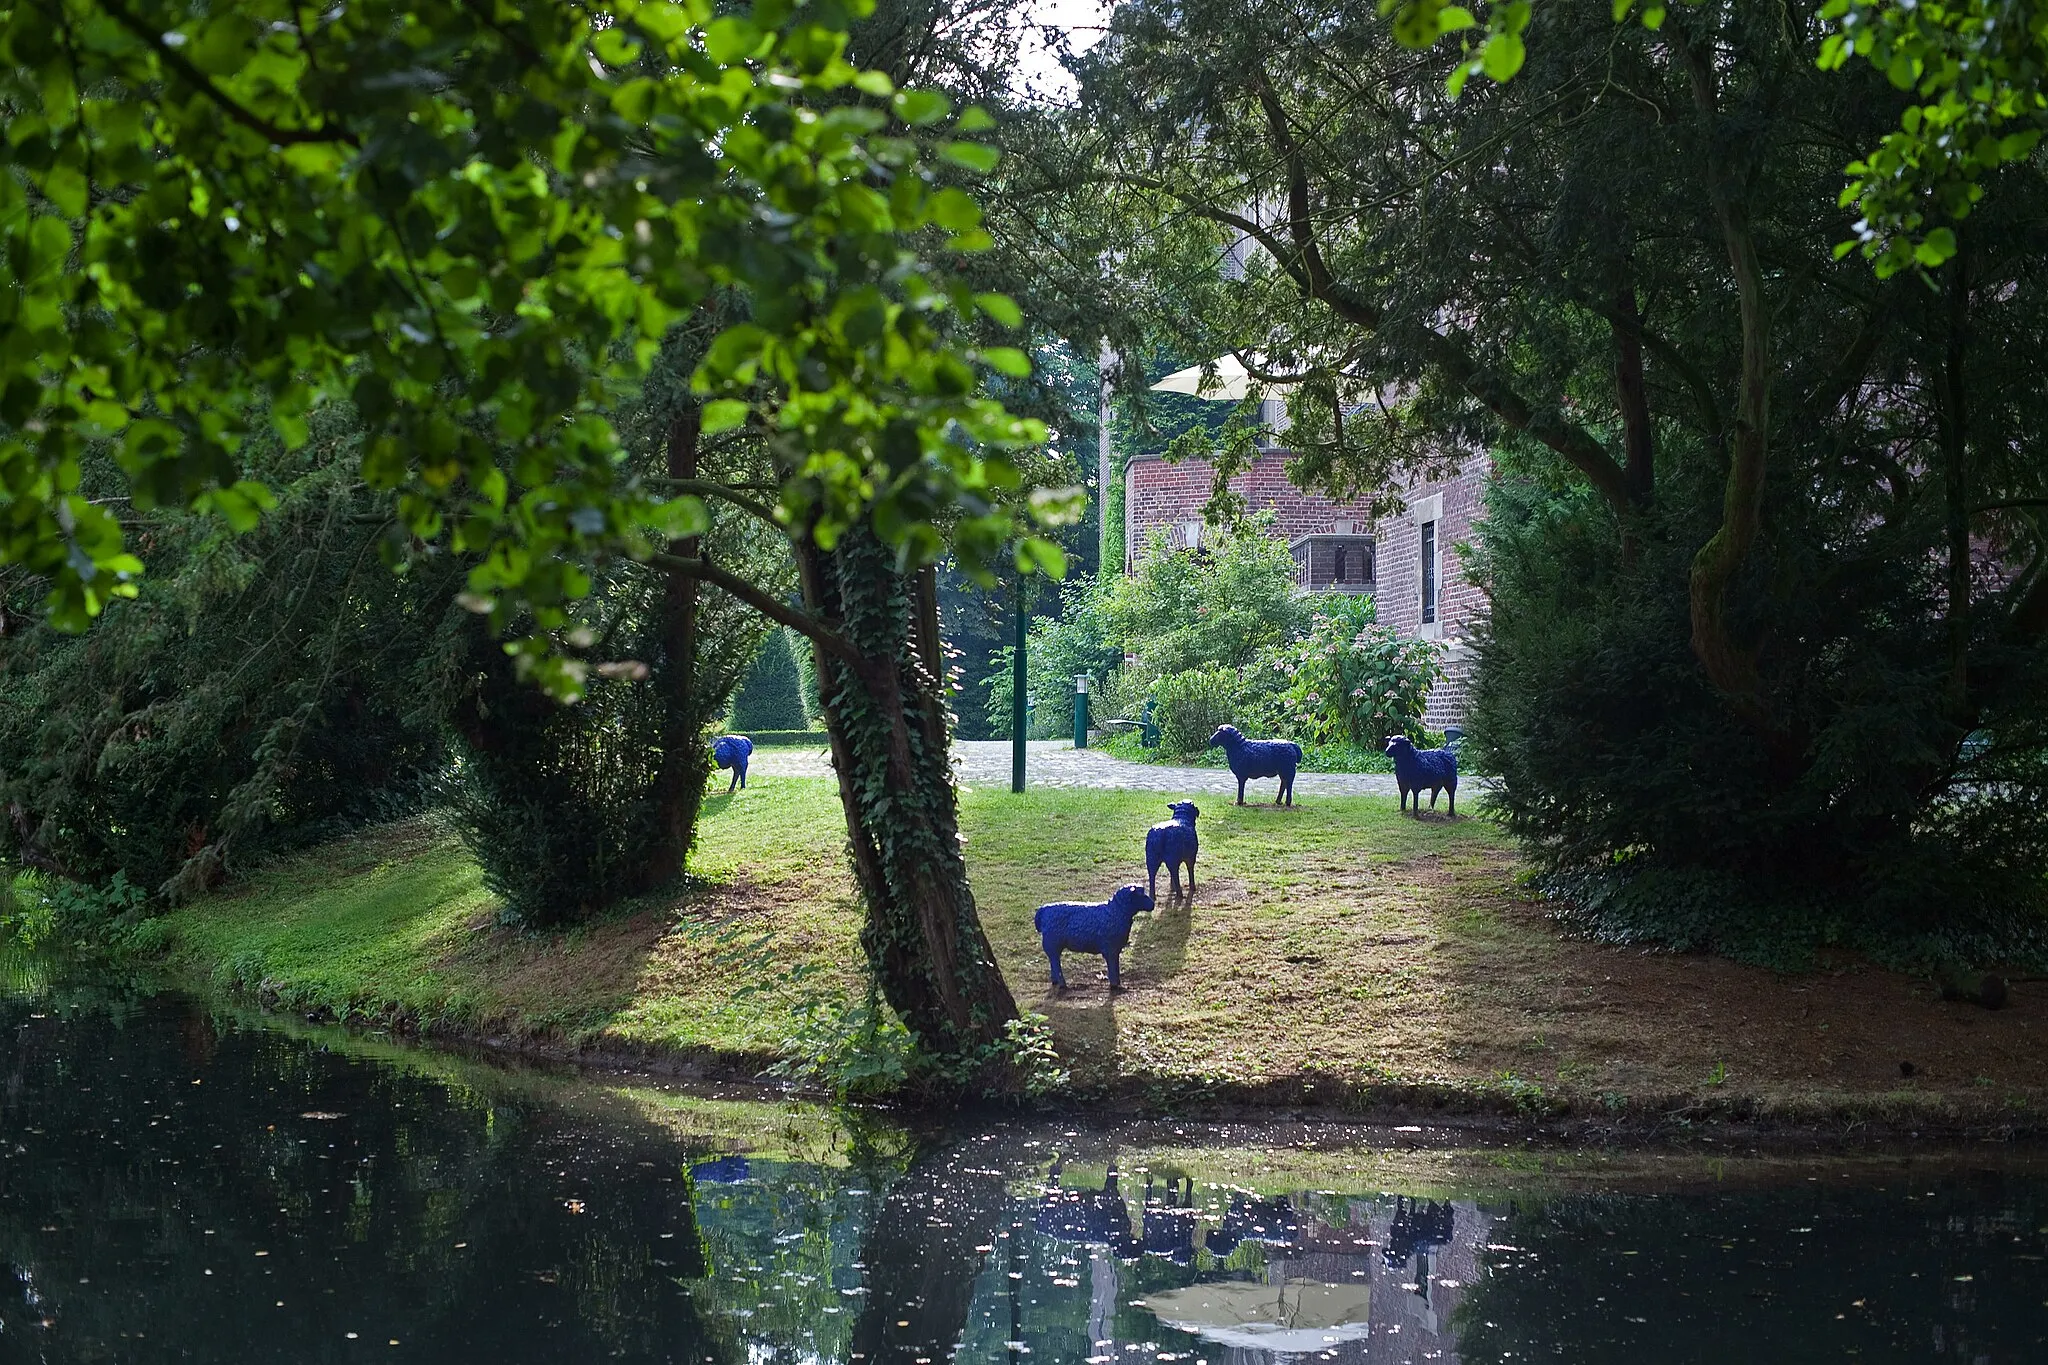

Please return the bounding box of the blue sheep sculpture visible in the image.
[1145,801,1200,901]
[1208,724,1302,806]
[1385,734,1457,817]
[1034,884,1154,991]
[711,734,753,793]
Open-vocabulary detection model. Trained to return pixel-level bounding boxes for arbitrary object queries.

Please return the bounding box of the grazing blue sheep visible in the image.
[1208,725,1302,806]
[1385,734,1457,817]
[1034,884,1155,990]
[711,734,753,793]
[1145,801,1200,901]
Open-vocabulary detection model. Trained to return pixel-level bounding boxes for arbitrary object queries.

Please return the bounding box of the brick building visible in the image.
[1123,447,1488,728]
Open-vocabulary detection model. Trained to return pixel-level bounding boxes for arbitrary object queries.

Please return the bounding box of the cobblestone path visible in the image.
[748,738,1404,797]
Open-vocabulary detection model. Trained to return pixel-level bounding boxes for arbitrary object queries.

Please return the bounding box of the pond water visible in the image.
[3,986,2046,1364]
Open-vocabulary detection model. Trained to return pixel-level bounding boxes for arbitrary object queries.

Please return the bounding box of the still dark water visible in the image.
[3,987,2047,1364]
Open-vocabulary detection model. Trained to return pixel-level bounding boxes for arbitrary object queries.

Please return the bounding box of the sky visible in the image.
[1014,0,1111,102]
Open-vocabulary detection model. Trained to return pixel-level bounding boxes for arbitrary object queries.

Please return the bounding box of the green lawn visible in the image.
[157,778,2048,1118]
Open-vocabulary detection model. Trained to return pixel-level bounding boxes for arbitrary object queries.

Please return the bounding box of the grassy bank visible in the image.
[151,779,2048,1126]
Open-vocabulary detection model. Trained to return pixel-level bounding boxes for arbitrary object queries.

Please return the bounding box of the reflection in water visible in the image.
[2,991,2046,1364]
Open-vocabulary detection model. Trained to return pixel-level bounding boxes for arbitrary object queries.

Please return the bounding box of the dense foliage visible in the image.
[1055,0,2048,964]
[0,430,457,910]
[730,629,811,733]
[983,520,1444,758]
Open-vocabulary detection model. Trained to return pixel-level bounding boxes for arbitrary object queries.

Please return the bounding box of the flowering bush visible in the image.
[1261,596,1444,747]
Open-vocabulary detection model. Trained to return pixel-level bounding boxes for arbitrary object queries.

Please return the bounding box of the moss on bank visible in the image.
[148,778,2048,1127]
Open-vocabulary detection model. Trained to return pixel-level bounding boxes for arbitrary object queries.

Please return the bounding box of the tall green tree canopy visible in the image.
[0,0,1062,694]
[1051,0,2048,961]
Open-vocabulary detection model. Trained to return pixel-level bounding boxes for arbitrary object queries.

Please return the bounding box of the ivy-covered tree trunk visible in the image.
[799,527,1020,1068]
[634,402,715,890]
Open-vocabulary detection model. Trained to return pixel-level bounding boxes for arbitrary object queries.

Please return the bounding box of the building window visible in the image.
[1333,546,1349,583]
[1421,520,1438,625]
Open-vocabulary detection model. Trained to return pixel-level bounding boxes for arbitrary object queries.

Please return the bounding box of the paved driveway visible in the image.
[748,738,1404,797]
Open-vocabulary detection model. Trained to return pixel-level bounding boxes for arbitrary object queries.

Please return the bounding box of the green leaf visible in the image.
[894,89,950,126]
[981,347,1031,377]
[974,292,1022,328]
[1913,226,1958,268]
[1480,32,1526,82]
[938,140,999,173]
[956,105,996,132]
[39,162,86,218]
[704,16,763,64]
[592,27,643,66]
[1437,6,1476,33]
[929,187,982,231]
[701,398,749,433]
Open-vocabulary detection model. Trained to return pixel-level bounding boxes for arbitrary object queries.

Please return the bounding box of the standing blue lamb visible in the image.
[1145,801,1200,901]
[711,734,753,793]
[1208,725,1302,806]
[1034,885,1155,991]
[1385,734,1457,817]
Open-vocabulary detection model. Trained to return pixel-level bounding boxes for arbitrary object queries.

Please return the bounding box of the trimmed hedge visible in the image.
[739,730,831,747]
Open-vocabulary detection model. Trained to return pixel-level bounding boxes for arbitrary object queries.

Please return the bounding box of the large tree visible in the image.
[1043,0,2048,959]
[0,0,1071,1076]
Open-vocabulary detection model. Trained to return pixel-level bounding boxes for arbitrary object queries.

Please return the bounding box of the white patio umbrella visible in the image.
[1140,1280,1374,1353]
[1149,353,1266,400]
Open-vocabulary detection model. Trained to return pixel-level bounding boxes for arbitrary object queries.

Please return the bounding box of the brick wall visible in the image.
[1124,451,1375,569]
[1372,454,1491,729]
[1122,448,1491,728]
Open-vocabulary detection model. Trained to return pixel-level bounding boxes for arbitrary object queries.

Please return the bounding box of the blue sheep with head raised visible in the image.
[1145,801,1200,902]
[1034,884,1155,990]
[1385,734,1457,817]
[1208,725,1302,806]
[711,734,753,793]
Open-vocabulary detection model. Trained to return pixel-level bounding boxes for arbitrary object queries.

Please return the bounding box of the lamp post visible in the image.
[1011,573,1027,794]
[1073,674,1092,749]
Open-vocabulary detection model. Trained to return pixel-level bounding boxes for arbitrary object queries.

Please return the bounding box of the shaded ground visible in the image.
[159,779,2047,1124]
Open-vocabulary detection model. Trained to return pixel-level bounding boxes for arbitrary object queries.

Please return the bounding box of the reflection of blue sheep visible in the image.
[1384,1196,1455,1268]
[1208,725,1302,806]
[1145,802,1200,902]
[1205,1194,1301,1259]
[1035,1162,1136,1253]
[712,735,753,793]
[1385,734,1457,817]
[1142,1175,1198,1265]
[1034,885,1154,990]
[689,1155,751,1185]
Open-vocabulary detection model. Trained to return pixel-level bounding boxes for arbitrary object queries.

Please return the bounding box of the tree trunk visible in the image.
[1939,252,1972,727]
[798,526,1021,1070]
[635,402,714,890]
[1675,25,1771,721]
[846,1144,1008,1361]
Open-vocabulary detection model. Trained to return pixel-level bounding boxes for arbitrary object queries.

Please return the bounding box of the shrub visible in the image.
[729,628,808,732]
[1152,667,1243,756]
[980,576,1124,740]
[1105,512,1307,675]
[1469,475,2048,970]
[1259,595,1445,748]
[445,563,764,928]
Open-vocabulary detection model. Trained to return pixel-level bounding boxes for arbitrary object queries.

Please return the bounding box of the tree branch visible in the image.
[1673,21,1772,715]
[647,551,858,663]
[100,1,360,148]
[1150,76,1634,516]
[648,477,782,528]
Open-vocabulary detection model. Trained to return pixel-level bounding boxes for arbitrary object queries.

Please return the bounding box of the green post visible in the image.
[1073,675,1091,749]
[1011,573,1027,794]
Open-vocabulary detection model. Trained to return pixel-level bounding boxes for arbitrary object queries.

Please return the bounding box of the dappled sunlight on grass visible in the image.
[153,779,2048,1118]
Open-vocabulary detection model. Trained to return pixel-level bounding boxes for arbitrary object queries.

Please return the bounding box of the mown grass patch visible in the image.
[152,776,2048,1118]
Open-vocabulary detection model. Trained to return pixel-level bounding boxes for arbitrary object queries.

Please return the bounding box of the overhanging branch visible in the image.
[648,551,857,663]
